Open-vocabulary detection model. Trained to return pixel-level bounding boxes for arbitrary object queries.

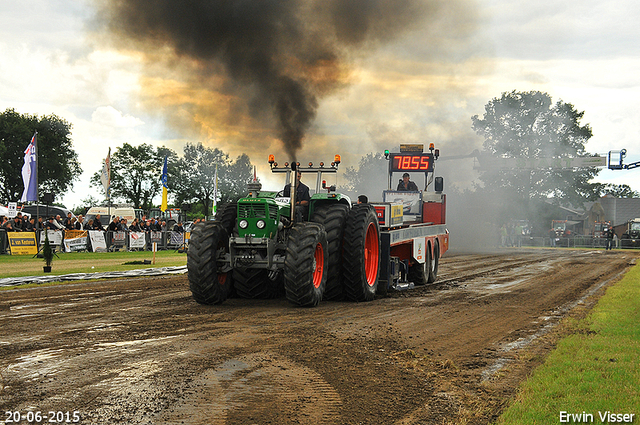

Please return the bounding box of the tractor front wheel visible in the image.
[187,222,232,305]
[284,223,328,307]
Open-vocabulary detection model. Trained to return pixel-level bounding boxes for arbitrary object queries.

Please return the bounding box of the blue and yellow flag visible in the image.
[161,155,168,212]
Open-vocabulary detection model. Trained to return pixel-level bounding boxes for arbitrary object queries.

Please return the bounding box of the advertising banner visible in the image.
[7,232,38,255]
[169,231,184,246]
[41,230,63,246]
[63,230,88,252]
[111,231,126,248]
[150,231,163,244]
[88,230,107,252]
[129,232,146,249]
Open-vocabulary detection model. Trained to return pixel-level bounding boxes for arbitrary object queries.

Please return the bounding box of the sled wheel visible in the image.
[284,223,328,307]
[310,203,349,300]
[187,222,232,305]
[428,241,440,283]
[408,244,431,286]
[342,204,380,301]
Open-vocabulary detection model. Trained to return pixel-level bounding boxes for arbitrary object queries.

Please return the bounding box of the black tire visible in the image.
[310,203,349,300]
[214,203,237,235]
[284,222,328,307]
[233,268,284,299]
[187,222,232,305]
[428,241,440,283]
[342,204,380,301]
[408,246,431,286]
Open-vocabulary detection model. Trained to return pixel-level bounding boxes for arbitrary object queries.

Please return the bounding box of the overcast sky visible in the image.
[1,0,639,209]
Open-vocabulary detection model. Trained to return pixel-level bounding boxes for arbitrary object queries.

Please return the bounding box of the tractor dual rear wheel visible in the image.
[284,222,328,307]
[187,222,232,305]
[310,203,349,300]
[342,204,380,301]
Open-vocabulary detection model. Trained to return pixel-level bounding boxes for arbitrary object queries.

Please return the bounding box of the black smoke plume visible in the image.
[95,0,429,159]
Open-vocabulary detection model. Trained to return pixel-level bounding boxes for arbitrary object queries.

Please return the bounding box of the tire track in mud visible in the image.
[1,249,638,424]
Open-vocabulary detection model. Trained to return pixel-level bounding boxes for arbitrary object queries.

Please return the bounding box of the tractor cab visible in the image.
[375,144,445,227]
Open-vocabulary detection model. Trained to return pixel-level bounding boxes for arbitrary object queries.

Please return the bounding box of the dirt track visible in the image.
[1,248,637,424]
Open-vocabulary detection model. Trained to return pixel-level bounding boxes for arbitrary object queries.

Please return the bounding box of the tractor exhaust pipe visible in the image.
[290,161,297,223]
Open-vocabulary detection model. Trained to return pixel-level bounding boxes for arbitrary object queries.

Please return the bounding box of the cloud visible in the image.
[91,106,144,128]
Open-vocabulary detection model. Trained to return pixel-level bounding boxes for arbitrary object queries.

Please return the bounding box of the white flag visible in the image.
[101,148,111,200]
[20,133,37,202]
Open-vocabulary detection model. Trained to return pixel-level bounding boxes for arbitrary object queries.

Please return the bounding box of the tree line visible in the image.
[2,91,638,220]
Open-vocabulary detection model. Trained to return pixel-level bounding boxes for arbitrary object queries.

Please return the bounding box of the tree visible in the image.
[594,183,640,198]
[0,108,82,204]
[91,143,176,210]
[341,152,389,199]
[471,91,598,207]
[174,143,255,214]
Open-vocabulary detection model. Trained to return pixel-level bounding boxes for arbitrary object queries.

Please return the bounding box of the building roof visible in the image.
[598,197,640,226]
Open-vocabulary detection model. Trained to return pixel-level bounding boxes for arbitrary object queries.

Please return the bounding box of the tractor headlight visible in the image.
[239,219,249,229]
[256,220,266,229]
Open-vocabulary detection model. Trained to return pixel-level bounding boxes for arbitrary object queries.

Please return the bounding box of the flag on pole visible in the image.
[161,155,168,212]
[100,148,111,200]
[213,163,218,217]
[20,133,38,202]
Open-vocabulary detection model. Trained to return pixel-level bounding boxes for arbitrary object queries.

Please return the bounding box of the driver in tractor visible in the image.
[397,172,419,191]
[283,170,311,221]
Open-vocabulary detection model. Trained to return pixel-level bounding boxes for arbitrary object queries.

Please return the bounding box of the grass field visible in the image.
[497,263,640,424]
[0,249,187,280]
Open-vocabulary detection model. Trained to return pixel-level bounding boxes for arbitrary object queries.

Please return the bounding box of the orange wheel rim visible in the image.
[364,223,379,286]
[313,242,324,288]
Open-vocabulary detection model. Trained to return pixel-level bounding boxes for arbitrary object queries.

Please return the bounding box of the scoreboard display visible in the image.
[389,153,434,172]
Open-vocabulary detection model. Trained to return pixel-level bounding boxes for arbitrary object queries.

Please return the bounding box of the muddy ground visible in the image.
[0,248,637,425]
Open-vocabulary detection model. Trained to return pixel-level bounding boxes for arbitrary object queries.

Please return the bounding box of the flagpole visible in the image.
[34,131,39,221]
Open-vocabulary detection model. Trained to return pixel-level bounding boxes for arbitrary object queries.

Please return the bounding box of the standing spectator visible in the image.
[549,228,556,247]
[606,226,615,251]
[24,217,35,232]
[35,216,45,231]
[53,215,65,230]
[87,219,95,230]
[129,218,141,232]
[63,212,74,230]
[93,214,105,231]
[108,216,121,232]
[173,222,185,233]
[120,218,128,231]
[12,215,24,231]
[75,215,84,230]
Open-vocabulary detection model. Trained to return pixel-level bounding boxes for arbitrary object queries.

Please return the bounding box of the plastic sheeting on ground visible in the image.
[0,266,187,287]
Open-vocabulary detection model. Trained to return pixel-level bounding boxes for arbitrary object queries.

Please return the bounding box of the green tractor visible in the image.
[187,155,380,307]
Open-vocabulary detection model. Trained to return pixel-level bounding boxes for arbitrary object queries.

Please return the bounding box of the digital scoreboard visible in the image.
[389,153,434,172]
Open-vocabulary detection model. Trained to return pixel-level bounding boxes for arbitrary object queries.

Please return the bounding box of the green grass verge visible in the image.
[0,250,187,281]
[497,264,640,424]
